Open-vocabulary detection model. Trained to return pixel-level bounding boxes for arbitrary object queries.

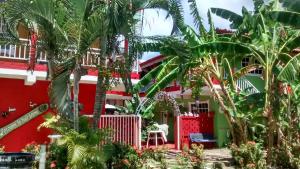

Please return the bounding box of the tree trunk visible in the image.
[92,69,108,129]
[204,75,237,144]
[73,63,81,131]
[265,70,274,164]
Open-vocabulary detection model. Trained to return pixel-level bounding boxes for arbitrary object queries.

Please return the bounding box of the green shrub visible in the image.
[176,144,205,169]
[46,143,68,169]
[105,143,143,169]
[230,141,266,169]
[271,143,300,169]
[22,141,41,169]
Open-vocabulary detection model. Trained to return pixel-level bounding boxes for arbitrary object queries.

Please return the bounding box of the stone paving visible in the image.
[147,148,234,169]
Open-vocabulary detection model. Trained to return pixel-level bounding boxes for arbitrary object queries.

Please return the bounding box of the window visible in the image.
[241,57,263,75]
[189,101,209,114]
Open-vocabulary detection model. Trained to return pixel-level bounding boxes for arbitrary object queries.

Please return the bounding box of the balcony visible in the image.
[0,38,139,72]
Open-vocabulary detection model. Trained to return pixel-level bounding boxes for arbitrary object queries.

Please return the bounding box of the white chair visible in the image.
[146,124,169,148]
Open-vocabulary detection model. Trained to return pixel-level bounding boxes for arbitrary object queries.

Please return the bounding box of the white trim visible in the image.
[0,68,139,85]
[188,100,210,113]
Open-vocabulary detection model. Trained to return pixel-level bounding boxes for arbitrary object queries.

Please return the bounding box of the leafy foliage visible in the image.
[39,114,110,168]
[231,142,266,169]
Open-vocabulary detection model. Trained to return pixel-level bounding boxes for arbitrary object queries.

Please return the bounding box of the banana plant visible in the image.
[269,0,300,28]
[208,0,300,163]
[134,0,266,145]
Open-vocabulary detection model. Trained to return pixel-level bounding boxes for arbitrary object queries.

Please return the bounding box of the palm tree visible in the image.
[3,0,105,131]
[91,0,185,129]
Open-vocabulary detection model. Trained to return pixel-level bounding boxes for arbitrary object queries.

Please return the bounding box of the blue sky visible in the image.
[141,0,254,61]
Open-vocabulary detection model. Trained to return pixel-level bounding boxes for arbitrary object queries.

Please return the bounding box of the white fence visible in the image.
[99,115,142,149]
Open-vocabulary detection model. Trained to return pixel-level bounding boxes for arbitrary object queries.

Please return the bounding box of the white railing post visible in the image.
[138,115,142,150]
[99,115,141,148]
[176,116,180,150]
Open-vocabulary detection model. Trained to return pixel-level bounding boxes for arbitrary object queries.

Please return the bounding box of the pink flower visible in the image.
[50,161,56,168]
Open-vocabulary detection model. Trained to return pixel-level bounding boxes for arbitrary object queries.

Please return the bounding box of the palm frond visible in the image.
[145,0,184,34]
[49,58,75,118]
[187,0,206,38]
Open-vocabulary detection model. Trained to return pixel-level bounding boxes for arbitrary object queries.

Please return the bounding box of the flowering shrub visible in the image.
[106,143,142,169]
[230,141,266,169]
[22,141,41,169]
[46,143,68,169]
[142,147,168,169]
[176,144,205,169]
[22,141,40,155]
[270,143,300,169]
[107,143,169,169]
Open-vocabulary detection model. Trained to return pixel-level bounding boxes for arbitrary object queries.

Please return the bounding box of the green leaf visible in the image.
[133,64,164,92]
[279,0,300,13]
[211,7,243,29]
[223,58,236,90]
[146,67,179,98]
[253,0,264,13]
[194,41,253,56]
[269,11,300,28]
[278,53,300,82]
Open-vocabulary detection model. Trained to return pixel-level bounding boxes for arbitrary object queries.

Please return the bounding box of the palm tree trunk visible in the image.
[92,69,109,130]
[73,63,81,131]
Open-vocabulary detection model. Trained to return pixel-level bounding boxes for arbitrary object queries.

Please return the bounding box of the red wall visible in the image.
[175,112,214,149]
[0,78,98,152]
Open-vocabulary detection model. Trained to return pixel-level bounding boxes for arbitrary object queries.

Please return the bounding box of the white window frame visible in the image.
[241,57,263,76]
[188,101,209,114]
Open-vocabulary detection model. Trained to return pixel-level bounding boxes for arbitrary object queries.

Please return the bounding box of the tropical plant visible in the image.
[39,114,111,169]
[208,0,300,163]
[134,0,265,145]
[134,0,300,165]
[230,141,267,169]
[22,142,41,169]
[269,0,300,28]
[91,0,185,130]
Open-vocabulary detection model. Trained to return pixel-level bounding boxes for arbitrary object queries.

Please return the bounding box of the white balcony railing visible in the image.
[236,77,260,94]
[0,38,139,72]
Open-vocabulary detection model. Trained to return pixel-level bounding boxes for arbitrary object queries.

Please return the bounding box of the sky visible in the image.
[140,0,254,61]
